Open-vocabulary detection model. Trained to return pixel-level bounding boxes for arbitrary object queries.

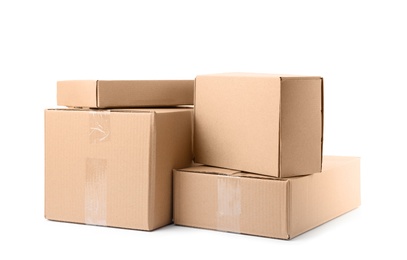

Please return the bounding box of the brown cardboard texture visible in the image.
[194,73,323,177]
[57,80,194,108]
[45,108,193,231]
[173,156,360,239]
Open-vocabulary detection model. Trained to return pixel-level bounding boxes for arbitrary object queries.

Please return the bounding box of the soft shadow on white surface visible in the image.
[1,1,407,259]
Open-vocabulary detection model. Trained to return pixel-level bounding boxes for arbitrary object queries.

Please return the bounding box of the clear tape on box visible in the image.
[89,110,111,143]
[85,110,110,226]
[85,158,107,226]
[217,176,241,233]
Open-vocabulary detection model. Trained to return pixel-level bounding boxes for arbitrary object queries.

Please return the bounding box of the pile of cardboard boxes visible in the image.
[44,73,360,239]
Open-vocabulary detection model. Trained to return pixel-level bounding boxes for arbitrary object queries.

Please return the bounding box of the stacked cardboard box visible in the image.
[44,75,360,239]
[45,80,195,230]
[173,73,360,239]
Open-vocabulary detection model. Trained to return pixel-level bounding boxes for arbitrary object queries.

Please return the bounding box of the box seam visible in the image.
[148,111,157,230]
[320,78,324,170]
[278,77,282,178]
[286,180,291,239]
[96,80,100,107]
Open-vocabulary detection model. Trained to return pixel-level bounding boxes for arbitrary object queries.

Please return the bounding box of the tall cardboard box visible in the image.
[57,80,194,108]
[45,108,193,230]
[173,156,360,239]
[194,73,323,178]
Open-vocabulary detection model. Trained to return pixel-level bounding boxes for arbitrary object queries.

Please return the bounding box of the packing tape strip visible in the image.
[89,110,111,143]
[85,158,107,226]
[217,176,241,233]
[85,110,110,225]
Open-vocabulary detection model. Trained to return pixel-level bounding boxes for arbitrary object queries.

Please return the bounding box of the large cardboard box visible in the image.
[173,156,360,239]
[57,80,194,108]
[194,73,323,178]
[45,108,193,230]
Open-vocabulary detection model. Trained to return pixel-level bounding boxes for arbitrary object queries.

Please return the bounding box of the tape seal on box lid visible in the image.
[89,110,110,143]
[85,158,107,226]
[217,176,241,233]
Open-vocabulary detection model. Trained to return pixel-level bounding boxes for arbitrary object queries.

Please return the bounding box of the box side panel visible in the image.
[57,80,97,108]
[106,112,152,230]
[289,156,360,238]
[98,80,194,108]
[194,75,281,176]
[150,110,193,229]
[45,109,153,230]
[280,78,323,177]
[173,169,290,239]
[45,110,88,223]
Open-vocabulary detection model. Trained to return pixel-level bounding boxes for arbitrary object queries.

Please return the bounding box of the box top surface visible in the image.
[321,156,360,171]
[196,72,322,80]
[57,80,194,88]
[47,107,192,114]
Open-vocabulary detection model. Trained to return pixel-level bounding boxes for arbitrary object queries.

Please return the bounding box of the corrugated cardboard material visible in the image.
[194,73,323,177]
[45,108,193,231]
[173,156,360,239]
[57,80,194,108]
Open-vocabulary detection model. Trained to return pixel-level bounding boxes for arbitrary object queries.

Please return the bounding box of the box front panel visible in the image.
[194,74,281,176]
[45,109,153,230]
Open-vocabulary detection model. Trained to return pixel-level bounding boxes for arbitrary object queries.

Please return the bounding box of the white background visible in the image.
[1,0,406,259]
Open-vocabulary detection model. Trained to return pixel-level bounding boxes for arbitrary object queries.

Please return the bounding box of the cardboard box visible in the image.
[57,80,194,108]
[194,73,323,177]
[45,108,193,230]
[173,156,360,239]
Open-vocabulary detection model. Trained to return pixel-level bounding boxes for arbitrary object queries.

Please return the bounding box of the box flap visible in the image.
[178,166,241,175]
[178,166,289,181]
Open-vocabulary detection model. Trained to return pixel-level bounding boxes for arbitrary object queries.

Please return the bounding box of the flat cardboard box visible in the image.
[45,108,193,231]
[57,80,194,108]
[194,73,323,177]
[173,156,360,239]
